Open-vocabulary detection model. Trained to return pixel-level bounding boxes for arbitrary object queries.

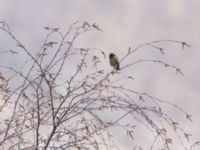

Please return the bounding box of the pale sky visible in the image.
[0,0,200,149]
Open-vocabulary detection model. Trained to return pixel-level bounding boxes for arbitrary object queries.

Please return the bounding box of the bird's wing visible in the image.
[114,55,119,61]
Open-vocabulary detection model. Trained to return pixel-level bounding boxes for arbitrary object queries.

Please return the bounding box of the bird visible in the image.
[109,53,120,71]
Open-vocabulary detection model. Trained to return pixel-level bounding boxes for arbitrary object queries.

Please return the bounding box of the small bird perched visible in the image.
[109,53,120,71]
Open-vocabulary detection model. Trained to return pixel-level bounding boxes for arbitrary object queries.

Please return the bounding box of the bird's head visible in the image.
[109,53,115,59]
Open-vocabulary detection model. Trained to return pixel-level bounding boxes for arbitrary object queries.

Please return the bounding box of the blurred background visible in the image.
[0,0,199,149]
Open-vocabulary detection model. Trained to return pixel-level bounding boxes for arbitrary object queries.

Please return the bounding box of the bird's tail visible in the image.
[116,63,120,71]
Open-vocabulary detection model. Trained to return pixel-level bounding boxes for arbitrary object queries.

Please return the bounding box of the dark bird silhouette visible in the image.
[109,53,120,71]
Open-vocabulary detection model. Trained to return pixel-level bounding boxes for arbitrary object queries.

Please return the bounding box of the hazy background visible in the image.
[0,0,200,149]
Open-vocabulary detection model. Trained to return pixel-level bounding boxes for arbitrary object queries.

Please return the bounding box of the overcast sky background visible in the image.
[0,0,200,149]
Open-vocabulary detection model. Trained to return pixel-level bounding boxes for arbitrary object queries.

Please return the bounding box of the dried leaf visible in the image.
[166,138,173,144]
[164,64,170,67]
[39,53,47,56]
[85,126,90,135]
[101,51,106,58]
[139,96,144,102]
[128,47,131,54]
[82,21,91,28]
[80,48,87,56]
[172,121,179,126]
[176,68,184,76]
[52,28,59,32]
[93,60,101,69]
[186,114,192,121]
[127,130,134,140]
[128,76,134,80]
[98,70,104,74]
[44,27,49,30]
[44,41,57,48]
[23,93,28,99]
[159,48,165,55]
[182,42,191,49]
[9,50,18,54]
[92,23,102,31]
[80,48,87,52]
[184,133,192,142]
[0,72,6,81]
[92,56,99,61]
[16,43,24,48]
